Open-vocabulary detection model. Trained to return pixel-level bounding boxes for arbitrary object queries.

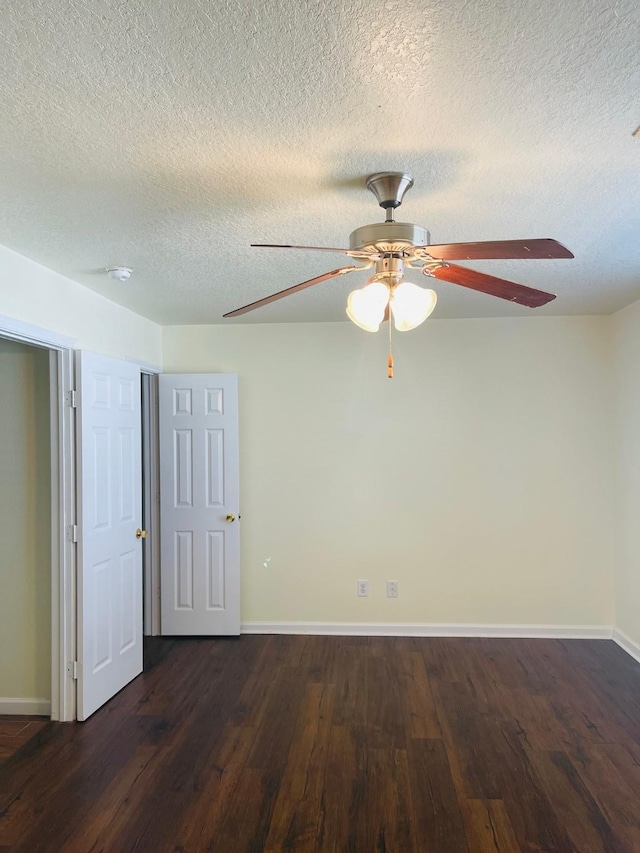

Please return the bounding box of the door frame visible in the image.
[140,367,161,636]
[0,314,76,721]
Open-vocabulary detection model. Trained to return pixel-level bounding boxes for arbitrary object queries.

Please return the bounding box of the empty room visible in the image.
[0,0,639,850]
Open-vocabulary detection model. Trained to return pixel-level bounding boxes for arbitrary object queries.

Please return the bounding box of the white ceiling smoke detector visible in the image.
[107,266,133,282]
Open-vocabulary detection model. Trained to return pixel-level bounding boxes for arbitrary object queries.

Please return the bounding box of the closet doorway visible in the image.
[0,315,75,722]
[0,339,51,715]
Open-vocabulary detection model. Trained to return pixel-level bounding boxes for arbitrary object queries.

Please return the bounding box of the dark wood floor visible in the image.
[0,717,48,763]
[1,636,639,852]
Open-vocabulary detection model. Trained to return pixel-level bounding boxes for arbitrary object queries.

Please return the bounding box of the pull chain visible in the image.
[387,306,394,379]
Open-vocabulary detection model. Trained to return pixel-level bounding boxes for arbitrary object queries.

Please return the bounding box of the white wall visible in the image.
[612,299,640,651]
[0,340,51,704]
[0,244,162,365]
[164,316,614,628]
[0,238,625,639]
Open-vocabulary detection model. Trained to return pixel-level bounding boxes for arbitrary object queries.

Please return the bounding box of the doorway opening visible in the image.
[141,370,160,637]
[0,339,51,715]
[0,319,161,723]
[0,315,75,722]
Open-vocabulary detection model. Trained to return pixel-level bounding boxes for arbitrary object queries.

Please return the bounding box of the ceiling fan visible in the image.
[224,172,573,372]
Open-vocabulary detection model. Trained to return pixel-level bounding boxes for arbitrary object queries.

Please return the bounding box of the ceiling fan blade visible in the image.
[429,263,556,307]
[223,266,359,318]
[417,238,574,261]
[252,243,372,258]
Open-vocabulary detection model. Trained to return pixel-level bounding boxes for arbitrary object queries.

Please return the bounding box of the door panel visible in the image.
[159,373,240,635]
[76,352,143,720]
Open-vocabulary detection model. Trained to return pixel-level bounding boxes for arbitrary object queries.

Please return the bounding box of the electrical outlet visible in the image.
[386,581,399,598]
[357,580,369,597]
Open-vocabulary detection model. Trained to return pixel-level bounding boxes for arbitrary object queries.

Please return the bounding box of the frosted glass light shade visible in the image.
[390,282,437,331]
[346,281,390,332]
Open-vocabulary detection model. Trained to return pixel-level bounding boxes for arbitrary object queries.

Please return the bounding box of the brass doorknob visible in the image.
[225,514,236,523]
[135,528,148,539]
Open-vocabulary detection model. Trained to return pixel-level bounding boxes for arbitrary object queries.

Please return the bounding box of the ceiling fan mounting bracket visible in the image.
[366,172,414,209]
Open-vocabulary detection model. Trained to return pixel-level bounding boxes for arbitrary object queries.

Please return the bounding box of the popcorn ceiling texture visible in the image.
[0,0,638,324]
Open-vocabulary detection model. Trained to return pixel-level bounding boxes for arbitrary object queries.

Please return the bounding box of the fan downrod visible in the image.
[366,172,414,210]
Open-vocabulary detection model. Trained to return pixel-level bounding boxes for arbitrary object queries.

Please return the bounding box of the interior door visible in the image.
[159,373,240,635]
[76,352,143,720]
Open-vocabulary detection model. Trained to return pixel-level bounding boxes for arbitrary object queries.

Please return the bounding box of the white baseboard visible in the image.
[0,698,51,716]
[613,629,640,665]
[241,622,614,640]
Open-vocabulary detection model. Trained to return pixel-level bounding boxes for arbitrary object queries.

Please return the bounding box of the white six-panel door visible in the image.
[76,352,143,720]
[159,374,240,635]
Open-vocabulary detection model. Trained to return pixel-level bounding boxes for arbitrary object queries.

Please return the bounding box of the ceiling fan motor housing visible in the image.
[349,221,430,253]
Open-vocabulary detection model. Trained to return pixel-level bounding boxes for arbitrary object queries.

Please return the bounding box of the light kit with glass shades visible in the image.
[224,171,574,377]
[346,262,437,333]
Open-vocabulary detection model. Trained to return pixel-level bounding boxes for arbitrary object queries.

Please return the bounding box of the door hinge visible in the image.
[66,389,78,408]
[68,524,78,543]
[67,661,80,680]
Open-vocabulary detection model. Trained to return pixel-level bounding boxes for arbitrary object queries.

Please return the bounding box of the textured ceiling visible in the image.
[0,0,639,325]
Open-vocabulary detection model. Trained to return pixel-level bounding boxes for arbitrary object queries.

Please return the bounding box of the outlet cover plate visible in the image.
[387,581,399,598]
[358,580,369,597]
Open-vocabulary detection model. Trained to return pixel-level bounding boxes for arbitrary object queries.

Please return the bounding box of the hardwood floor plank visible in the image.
[398,650,442,739]
[0,722,30,739]
[363,747,416,853]
[527,749,622,852]
[488,688,566,753]
[568,743,640,852]
[533,642,640,746]
[330,638,368,728]
[421,637,465,684]
[264,682,335,852]
[207,767,271,853]
[316,725,363,852]
[296,635,335,682]
[591,742,640,802]
[0,722,48,763]
[104,649,254,851]
[0,715,145,848]
[405,738,469,852]
[56,745,158,852]
[461,799,520,853]
[366,639,406,750]
[168,724,259,852]
[493,721,577,852]
[433,680,502,799]
[232,636,286,728]
[246,662,307,772]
